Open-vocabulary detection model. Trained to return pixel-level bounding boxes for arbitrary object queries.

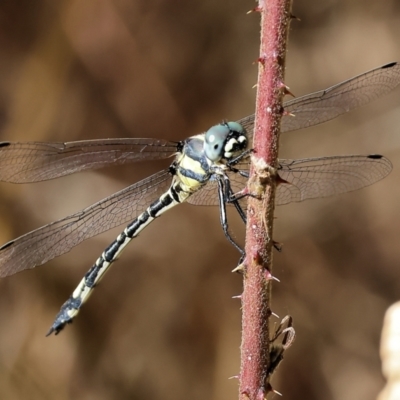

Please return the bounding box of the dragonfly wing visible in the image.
[186,180,219,206]
[235,114,255,141]
[0,169,173,277]
[236,62,400,140]
[188,155,392,208]
[187,168,249,207]
[276,155,392,205]
[281,62,400,133]
[0,138,178,183]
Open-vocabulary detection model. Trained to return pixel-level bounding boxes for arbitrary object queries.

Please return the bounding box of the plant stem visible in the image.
[239,1,292,399]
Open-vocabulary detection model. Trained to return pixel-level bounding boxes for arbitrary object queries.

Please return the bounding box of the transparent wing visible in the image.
[187,172,249,207]
[0,138,178,183]
[237,62,400,138]
[276,154,392,205]
[0,170,172,277]
[0,155,391,277]
[3,64,398,184]
[188,155,392,207]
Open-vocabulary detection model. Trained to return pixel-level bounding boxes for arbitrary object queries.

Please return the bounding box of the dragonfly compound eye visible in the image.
[223,122,247,160]
[204,122,247,162]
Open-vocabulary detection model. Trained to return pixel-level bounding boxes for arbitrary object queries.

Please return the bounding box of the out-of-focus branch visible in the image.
[239,1,292,399]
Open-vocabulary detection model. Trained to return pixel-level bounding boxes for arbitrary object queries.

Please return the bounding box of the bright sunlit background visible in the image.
[0,1,400,400]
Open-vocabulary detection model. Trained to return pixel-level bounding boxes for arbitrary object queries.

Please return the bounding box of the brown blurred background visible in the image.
[0,1,399,399]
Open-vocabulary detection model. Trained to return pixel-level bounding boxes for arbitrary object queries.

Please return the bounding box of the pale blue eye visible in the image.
[204,124,230,162]
[204,122,247,162]
[226,121,245,135]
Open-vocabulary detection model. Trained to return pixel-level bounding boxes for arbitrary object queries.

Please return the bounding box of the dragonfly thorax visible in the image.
[204,122,248,162]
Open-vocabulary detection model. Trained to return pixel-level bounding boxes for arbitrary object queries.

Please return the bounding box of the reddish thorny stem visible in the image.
[239,1,292,399]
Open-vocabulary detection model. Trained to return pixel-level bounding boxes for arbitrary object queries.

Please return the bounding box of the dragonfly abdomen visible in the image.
[46,180,192,335]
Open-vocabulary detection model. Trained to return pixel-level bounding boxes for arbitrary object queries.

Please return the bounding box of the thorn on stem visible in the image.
[257,54,267,66]
[290,13,301,21]
[273,241,283,252]
[265,383,283,396]
[282,109,295,117]
[232,263,245,274]
[247,6,262,14]
[264,269,273,281]
[266,273,280,283]
[278,81,296,97]
[276,174,290,185]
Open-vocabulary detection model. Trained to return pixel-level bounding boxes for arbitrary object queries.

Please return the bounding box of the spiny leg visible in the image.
[226,169,283,252]
[223,173,247,223]
[216,174,244,255]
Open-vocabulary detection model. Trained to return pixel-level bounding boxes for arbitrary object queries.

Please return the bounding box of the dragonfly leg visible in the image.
[222,175,247,224]
[227,148,253,166]
[224,174,283,253]
[216,175,244,255]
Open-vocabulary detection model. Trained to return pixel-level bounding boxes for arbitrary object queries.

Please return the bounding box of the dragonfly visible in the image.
[0,62,398,335]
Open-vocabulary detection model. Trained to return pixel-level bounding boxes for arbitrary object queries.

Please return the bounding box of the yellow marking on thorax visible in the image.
[174,134,212,192]
[176,154,208,191]
[177,155,205,192]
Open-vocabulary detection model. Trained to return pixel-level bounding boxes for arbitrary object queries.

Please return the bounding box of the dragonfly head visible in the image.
[204,122,248,162]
